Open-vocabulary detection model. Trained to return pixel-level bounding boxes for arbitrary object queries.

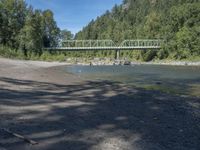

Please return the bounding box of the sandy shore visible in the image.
[0,58,79,84]
[0,58,200,150]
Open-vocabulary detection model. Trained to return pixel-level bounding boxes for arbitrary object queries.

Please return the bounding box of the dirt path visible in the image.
[0,58,199,150]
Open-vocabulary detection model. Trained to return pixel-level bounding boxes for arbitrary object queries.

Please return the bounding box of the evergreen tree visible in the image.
[75,0,200,61]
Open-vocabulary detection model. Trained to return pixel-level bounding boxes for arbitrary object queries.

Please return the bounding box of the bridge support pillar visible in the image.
[115,50,120,60]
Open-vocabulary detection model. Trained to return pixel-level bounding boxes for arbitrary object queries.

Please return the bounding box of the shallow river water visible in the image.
[66,65,200,97]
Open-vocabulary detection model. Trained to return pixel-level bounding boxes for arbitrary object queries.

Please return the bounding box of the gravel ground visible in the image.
[0,58,200,150]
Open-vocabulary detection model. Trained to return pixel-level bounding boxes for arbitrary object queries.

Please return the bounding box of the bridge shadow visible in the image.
[0,77,200,150]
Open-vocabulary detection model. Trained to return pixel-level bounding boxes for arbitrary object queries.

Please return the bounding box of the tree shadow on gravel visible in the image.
[0,77,200,150]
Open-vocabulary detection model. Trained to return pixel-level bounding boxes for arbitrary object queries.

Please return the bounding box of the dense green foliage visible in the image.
[0,0,60,59]
[0,0,199,61]
[76,0,200,61]
[61,30,74,41]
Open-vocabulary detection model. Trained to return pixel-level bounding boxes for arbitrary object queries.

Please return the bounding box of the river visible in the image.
[66,65,200,97]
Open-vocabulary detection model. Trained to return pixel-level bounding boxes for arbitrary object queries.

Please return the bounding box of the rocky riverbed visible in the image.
[64,57,200,66]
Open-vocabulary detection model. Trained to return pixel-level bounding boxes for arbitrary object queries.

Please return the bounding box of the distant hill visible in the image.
[75,0,200,61]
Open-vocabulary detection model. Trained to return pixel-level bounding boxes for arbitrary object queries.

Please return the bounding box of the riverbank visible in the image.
[139,60,200,66]
[63,58,200,66]
[78,60,200,66]
[0,57,80,84]
[1,57,200,67]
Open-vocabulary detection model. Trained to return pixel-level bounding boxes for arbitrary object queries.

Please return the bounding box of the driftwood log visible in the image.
[1,128,38,145]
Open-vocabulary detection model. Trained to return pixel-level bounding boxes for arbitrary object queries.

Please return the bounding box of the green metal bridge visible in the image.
[45,39,163,59]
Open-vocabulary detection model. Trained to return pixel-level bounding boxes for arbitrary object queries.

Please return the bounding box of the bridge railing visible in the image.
[61,39,163,48]
[120,40,163,47]
[45,39,164,50]
[62,40,116,48]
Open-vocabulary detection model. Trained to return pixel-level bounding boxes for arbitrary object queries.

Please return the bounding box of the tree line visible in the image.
[0,0,199,61]
[76,0,200,61]
[0,0,74,60]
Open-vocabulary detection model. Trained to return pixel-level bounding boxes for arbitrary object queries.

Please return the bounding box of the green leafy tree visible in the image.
[61,29,74,40]
[17,9,43,56]
[42,10,60,47]
[0,0,26,47]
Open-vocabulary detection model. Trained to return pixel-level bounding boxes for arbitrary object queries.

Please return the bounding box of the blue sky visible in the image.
[26,0,122,34]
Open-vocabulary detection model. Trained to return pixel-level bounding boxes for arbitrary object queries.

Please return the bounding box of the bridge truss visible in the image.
[45,39,163,59]
[45,39,163,51]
